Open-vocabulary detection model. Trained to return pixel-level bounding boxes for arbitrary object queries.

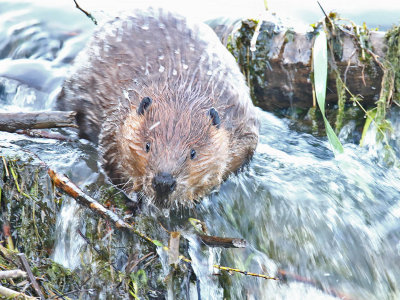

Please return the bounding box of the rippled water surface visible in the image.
[1,2,400,299]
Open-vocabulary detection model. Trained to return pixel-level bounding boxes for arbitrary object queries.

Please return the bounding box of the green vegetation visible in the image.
[0,151,165,299]
[312,30,344,154]
[314,13,400,163]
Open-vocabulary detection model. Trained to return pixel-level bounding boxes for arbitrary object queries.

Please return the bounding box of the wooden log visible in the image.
[210,18,388,110]
[0,111,77,132]
[0,285,37,300]
[0,269,27,280]
[198,234,247,248]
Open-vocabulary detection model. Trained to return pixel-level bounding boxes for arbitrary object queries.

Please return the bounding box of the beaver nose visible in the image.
[152,172,176,197]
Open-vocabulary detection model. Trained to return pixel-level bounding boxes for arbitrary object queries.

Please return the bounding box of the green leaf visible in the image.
[360,109,377,147]
[152,239,163,247]
[313,30,344,154]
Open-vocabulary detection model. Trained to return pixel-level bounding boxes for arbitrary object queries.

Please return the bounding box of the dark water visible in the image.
[1,2,400,299]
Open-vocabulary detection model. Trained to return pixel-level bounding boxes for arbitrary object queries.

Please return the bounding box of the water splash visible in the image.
[52,199,85,269]
[186,234,224,300]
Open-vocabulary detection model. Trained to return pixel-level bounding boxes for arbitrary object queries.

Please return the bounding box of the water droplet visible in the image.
[183,64,188,70]
[141,24,149,30]
[174,49,180,55]
[123,90,130,100]
[159,65,165,73]
[162,208,170,218]
[207,70,212,76]
[145,40,150,44]
[172,69,177,76]
[158,55,164,60]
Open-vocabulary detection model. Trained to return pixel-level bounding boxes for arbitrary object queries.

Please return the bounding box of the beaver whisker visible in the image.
[149,121,160,131]
[110,178,133,191]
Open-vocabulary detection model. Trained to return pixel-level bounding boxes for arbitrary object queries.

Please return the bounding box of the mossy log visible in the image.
[210,18,387,110]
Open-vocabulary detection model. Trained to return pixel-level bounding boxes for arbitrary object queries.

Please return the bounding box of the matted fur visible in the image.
[58,8,259,208]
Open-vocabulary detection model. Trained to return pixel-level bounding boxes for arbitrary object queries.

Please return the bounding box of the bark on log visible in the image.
[199,234,247,248]
[210,18,388,110]
[0,285,37,300]
[0,269,27,279]
[18,253,45,300]
[0,111,77,132]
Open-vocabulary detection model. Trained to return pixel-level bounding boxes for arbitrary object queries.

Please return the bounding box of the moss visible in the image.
[0,149,172,298]
[335,75,346,134]
[227,18,282,106]
[0,155,60,257]
[385,25,400,105]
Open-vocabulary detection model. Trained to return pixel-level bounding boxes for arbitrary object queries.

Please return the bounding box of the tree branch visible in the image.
[0,111,77,132]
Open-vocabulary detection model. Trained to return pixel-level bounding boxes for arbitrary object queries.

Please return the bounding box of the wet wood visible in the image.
[254,30,384,110]
[198,234,247,248]
[0,269,26,279]
[0,111,77,132]
[0,285,37,300]
[211,19,387,110]
[168,232,181,266]
[15,129,76,141]
[48,168,129,230]
[17,253,45,300]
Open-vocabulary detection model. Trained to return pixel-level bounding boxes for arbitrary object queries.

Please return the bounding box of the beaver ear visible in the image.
[208,107,220,129]
[137,97,152,115]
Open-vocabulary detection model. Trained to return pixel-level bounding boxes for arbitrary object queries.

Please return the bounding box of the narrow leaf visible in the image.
[313,30,344,154]
[360,109,377,147]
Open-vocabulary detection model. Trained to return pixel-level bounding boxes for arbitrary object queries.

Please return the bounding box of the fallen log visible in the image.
[198,234,247,248]
[0,111,77,132]
[209,17,389,110]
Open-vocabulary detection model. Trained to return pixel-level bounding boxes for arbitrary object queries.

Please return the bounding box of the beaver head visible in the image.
[115,93,230,208]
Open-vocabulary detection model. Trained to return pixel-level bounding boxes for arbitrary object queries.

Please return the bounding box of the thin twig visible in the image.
[73,0,98,25]
[18,253,45,300]
[76,229,119,272]
[1,156,9,178]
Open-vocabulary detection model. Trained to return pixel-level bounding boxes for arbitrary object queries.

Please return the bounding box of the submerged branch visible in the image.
[48,169,130,230]
[198,234,247,248]
[0,111,77,132]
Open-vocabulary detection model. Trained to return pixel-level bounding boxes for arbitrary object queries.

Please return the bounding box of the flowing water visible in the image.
[1,1,400,299]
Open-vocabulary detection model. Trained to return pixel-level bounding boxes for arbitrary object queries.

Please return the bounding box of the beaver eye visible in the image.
[145,142,151,153]
[190,149,196,159]
[138,97,152,115]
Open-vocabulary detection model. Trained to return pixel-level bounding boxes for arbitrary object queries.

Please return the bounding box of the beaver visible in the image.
[57,8,259,208]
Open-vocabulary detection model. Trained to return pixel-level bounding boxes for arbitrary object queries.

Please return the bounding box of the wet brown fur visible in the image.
[57,8,259,208]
